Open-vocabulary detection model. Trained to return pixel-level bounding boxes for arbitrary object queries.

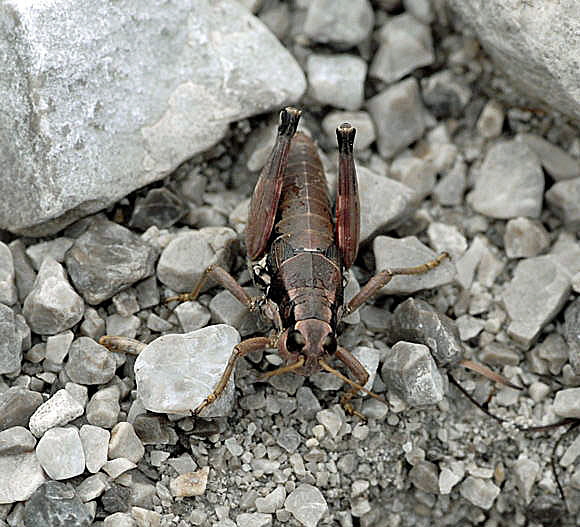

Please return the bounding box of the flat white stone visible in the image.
[135,325,240,417]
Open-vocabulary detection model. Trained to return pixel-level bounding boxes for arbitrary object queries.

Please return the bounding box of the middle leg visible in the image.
[344,252,449,315]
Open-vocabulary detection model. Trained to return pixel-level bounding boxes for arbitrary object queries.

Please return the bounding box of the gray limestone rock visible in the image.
[513,457,539,504]
[321,112,376,152]
[427,222,467,259]
[545,177,580,229]
[504,218,551,259]
[36,427,86,480]
[517,134,580,181]
[0,0,305,235]
[468,141,544,219]
[306,54,367,111]
[0,451,47,504]
[373,236,455,295]
[0,304,21,374]
[0,242,17,305]
[459,476,500,510]
[0,426,36,455]
[80,424,110,474]
[65,216,157,305]
[388,298,463,367]
[23,481,92,527]
[284,484,328,527]
[8,239,37,302]
[157,227,237,293]
[367,78,429,159]
[0,387,43,432]
[25,238,74,271]
[409,460,440,494]
[421,71,471,120]
[45,331,74,366]
[564,298,580,374]
[303,0,374,48]
[135,325,240,417]
[23,258,85,335]
[108,422,145,464]
[390,156,437,203]
[356,168,414,243]
[381,341,444,407]
[502,256,570,348]
[449,0,580,122]
[65,337,117,385]
[86,386,121,429]
[209,287,263,337]
[476,100,504,139]
[29,389,85,438]
[553,388,580,419]
[433,157,467,206]
[129,188,187,231]
[370,14,434,84]
[256,487,286,514]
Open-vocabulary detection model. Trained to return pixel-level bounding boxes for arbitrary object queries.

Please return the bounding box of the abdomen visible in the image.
[267,133,343,325]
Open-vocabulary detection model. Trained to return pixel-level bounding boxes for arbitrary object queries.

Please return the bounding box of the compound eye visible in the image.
[286,330,305,353]
[322,334,337,354]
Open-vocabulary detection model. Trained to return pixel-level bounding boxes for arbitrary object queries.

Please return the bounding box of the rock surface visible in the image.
[468,141,544,219]
[449,0,580,121]
[135,325,240,417]
[373,236,455,295]
[381,342,444,407]
[65,216,157,305]
[0,0,305,235]
[23,482,92,527]
[23,258,85,335]
[367,78,429,159]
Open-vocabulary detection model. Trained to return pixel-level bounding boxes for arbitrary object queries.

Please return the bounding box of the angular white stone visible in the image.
[374,236,455,295]
[135,325,240,417]
[0,0,305,235]
[36,427,85,480]
[285,484,328,527]
[0,451,46,504]
[80,424,110,473]
[29,389,85,438]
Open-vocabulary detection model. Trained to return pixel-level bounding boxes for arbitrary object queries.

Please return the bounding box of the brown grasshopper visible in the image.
[160,107,455,417]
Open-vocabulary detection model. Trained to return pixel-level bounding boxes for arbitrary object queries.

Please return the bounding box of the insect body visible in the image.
[164,107,449,416]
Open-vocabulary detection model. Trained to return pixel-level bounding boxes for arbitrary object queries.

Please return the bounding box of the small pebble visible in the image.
[23,258,85,335]
[0,242,17,305]
[65,216,157,305]
[476,100,504,139]
[256,487,286,514]
[367,78,428,159]
[29,389,84,438]
[307,54,366,111]
[169,466,210,497]
[504,217,551,258]
[553,388,580,418]
[381,342,444,407]
[80,424,110,473]
[86,386,121,429]
[36,427,85,480]
[108,422,145,464]
[517,133,580,180]
[303,0,374,48]
[370,13,434,84]
[284,484,327,527]
[23,481,92,527]
[468,141,544,219]
[459,476,500,510]
[65,337,117,385]
[545,177,580,228]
